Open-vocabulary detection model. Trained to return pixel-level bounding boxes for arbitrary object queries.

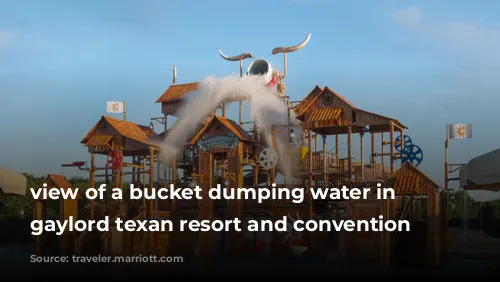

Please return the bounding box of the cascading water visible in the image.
[158,73,302,181]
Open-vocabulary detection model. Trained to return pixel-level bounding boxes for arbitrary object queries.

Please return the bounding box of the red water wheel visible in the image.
[107,150,122,170]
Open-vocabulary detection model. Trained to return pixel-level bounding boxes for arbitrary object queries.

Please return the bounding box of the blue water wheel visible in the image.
[394,135,412,152]
[400,144,423,166]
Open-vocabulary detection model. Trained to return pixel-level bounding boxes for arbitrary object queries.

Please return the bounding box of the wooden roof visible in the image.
[159,115,213,141]
[155,82,199,104]
[383,162,440,195]
[295,86,407,133]
[296,86,356,117]
[40,174,82,199]
[85,134,113,146]
[81,116,158,146]
[293,85,323,114]
[308,108,342,122]
[188,115,254,145]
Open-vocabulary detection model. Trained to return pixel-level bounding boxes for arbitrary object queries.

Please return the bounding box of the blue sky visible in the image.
[1,0,499,188]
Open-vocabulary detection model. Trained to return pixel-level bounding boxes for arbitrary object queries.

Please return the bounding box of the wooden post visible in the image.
[34,200,44,255]
[149,147,155,219]
[239,101,243,125]
[443,125,449,263]
[148,147,155,255]
[434,191,441,266]
[132,156,136,183]
[315,133,318,152]
[389,122,394,175]
[164,115,168,186]
[227,143,245,259]
[380,197,392,268]
[271,128,276,185]
[400,129,405,166]
[308,130,313,188]
[89,153,95,220]
[172,156,177,186]
[442,189,448,264]
[347,127,352,183]
[371,133,375,180]
[119,151,124,214]
[335,134,339,186]
[427,191,440,267]
[360,132,364,182]
[322,135,327,185]
[381,133,385,177]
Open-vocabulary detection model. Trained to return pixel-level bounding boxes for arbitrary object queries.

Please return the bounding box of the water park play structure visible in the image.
[33,34,448,268]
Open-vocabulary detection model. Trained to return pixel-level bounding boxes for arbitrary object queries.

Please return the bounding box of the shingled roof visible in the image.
[188,115,254,145]
[81,116,158,146]
[155,82,199,103]
[383,162,440,195]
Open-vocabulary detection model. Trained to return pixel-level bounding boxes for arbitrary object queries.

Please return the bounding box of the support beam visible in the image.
[322,135,327,185]
[308,130,313,188]
[381,133,385,177]
[89,153,95,220]
[360,132,364,182]
[347,127,352,183]
[390,122,394,174]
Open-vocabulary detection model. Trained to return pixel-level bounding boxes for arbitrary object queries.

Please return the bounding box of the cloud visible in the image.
[392,5,422,28]
[0,29,49,52]
[0,30,17,51]
[391,6,500,60]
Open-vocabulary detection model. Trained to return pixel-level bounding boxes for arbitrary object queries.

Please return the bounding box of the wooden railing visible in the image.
[98,206,148,256]
[178,148,196,163]
[290,152,392,184]
[292,151,339,174]
[76,205,124,256]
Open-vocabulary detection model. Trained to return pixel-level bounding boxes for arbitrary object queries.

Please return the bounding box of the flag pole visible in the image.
[445,125,449,191]
[123,101,127,120]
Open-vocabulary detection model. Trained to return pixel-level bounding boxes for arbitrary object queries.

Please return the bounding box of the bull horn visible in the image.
[271,33,311,55]
[218,50,254,61]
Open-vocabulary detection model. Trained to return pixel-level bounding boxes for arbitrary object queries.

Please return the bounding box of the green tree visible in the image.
[0,173,45,216]
[448,189,482,219]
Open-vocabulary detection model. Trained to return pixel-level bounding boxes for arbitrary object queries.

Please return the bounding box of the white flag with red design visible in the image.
[448,124,472,139]
[106,101,124,113]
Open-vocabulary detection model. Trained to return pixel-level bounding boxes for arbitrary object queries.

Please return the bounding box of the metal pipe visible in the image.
[372,153,398,157]
[123,163,146,169]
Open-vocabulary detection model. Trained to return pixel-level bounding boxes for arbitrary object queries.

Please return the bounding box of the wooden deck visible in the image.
[290,151,391,182]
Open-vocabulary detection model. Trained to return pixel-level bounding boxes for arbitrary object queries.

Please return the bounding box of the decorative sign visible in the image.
[322,92,334,105]
[197,132,239,151]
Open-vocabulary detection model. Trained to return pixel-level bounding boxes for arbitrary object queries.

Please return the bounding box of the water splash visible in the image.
[159,74,302,179]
